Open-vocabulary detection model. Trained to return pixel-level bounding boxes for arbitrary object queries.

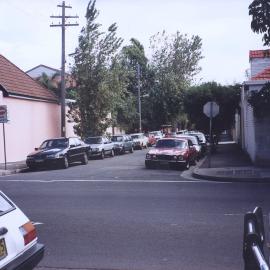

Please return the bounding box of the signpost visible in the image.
[0,105,8,170]
[203,101,219,168]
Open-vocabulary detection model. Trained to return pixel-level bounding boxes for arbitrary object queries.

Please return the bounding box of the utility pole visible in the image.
[137,63,142,133]
[50,1,78,137]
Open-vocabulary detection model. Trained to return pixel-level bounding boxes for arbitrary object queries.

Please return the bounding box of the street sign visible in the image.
[203,101,219,118]
[0,105,7,123]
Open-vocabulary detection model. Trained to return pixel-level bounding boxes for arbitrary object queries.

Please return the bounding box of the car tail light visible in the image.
[19,222,37,245]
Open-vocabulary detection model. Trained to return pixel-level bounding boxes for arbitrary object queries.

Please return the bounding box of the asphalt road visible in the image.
[1,149,270,270]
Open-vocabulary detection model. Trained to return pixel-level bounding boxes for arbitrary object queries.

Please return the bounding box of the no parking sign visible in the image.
[0,105,7,123]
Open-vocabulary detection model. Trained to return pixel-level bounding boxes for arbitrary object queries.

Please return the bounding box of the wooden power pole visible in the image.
[50,1,78,137]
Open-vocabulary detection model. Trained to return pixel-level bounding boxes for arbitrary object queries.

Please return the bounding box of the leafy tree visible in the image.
[249,0,270,46]
[145,31,203,130]
[37,72,76,99]
[69,0,123,137]
[116,38,151,132]
[183,82,241,134]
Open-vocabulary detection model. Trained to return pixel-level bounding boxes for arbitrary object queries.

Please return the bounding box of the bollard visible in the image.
[243,208,269,270]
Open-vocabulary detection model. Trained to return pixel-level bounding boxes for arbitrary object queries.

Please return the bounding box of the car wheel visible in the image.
[183,160,190,170]
[100,150,105,159]
[145,161,154,169]
[129,146,134,153]
[81,152,88,165]
[111,149,115,157]
[62,156,69,169]
[28,165,36,171]
[190,157,196,166]
[121,147,125,154]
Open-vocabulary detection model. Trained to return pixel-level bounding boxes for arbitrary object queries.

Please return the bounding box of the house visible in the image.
[241,49,270,166]
[0,55,75,163]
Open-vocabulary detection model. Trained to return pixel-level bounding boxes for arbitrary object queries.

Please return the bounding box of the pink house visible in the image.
[0,55,75,163]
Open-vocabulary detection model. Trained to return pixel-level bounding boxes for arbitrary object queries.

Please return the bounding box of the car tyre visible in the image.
[28,165,36,171]
[62,156,69,169]
[183,160,190,170]
[100,150,105,159]
[145,161,154,169]
[121,147,125,154]
[81,152,88,165]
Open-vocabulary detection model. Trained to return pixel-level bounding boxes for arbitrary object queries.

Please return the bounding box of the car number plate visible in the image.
[35,159,43,163]
[160,161,168,165]
[0,238,7,260]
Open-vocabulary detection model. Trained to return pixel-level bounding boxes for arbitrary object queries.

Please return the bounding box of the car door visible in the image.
[102,137,110,154]
[68,138,78,162]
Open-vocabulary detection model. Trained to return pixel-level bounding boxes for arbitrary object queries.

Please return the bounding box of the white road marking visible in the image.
[0,179,233,184]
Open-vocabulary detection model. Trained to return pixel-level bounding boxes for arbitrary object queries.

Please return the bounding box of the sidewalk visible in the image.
[0,161,28,176]
[193,142,270,182]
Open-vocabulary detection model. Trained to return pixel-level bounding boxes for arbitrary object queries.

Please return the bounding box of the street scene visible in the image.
[1,146,270,270]
[1,0,270,270]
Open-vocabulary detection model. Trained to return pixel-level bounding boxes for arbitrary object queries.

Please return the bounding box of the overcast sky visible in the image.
[0,0,264,85]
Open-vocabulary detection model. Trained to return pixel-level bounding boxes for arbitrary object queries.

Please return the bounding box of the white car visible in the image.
[149,131,163,140]
[0,191,44,269]
[130,133,149,149]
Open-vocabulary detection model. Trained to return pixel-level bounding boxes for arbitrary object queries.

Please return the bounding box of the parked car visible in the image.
[149,131,163,140]
[130,133,148,149]
[0,191,44,269]
[175,134,202,160]
[145,138,197,170]
[146,133,157,147]
[85,136,115,159]
[187,131,207,155]
[26,137,90,170]
[110,135,134,154]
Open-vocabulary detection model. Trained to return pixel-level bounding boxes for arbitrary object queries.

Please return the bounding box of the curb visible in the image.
[0,167,28,177]
[192,168,270,183]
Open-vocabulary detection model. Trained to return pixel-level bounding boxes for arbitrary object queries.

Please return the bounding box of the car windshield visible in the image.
[40,139,68,149]
[156,139,185,149]
[85,137,102,144]
[111,136,123,142]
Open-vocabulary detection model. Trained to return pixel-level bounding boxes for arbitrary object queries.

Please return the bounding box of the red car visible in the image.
[145,138,197,170]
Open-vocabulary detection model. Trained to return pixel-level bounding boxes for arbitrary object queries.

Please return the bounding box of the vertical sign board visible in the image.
[203,102,219,168]
[0,105,8,170]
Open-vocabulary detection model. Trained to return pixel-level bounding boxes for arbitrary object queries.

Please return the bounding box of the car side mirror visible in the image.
[70,144,76,148]
[34,147,38,151]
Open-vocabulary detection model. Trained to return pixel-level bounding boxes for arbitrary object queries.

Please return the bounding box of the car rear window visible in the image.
[156,139,185,149]
[0,193,15,215]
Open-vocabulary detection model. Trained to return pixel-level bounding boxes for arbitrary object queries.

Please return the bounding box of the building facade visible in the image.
[241,50,270,166]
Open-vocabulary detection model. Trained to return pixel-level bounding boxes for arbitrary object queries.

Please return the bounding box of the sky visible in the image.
[0,0,265,85]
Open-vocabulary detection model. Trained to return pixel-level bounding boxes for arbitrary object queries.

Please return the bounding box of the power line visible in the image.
[50,1,79,138]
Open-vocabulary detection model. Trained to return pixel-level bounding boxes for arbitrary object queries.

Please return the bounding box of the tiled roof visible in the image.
[0,55,58,102]
[250,49,270,59]
[251,67,270,80]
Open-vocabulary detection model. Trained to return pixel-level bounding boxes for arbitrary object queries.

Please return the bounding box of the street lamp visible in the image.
[137,64,142,133]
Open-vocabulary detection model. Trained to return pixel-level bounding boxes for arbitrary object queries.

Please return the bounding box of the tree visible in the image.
[249,0,270,46]
[69,0,123,137]
[183,82,241,134]
[115,38,150,132]
[145,31,203,130]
